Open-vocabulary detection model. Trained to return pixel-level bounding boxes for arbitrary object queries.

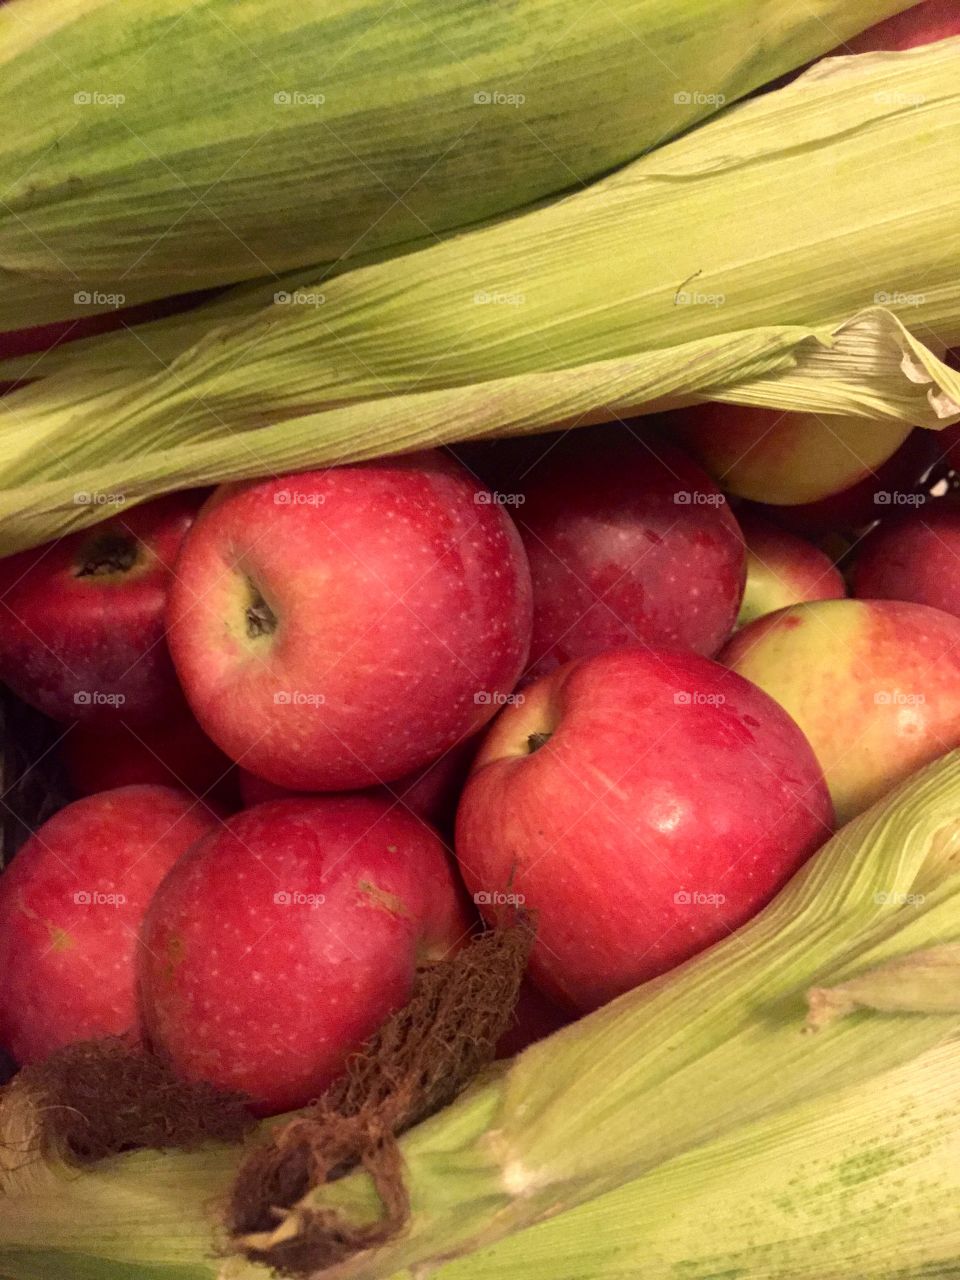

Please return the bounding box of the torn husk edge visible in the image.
[806,942,960,1031]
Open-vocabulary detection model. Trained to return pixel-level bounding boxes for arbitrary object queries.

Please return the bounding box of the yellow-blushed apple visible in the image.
[721,599,960,823]
[667,404,914,506]
[737,513,845,628]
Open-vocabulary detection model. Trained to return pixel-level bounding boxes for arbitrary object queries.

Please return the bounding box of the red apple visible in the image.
[721,599,960,822]
[742,429,939,536]
[167,454,533,791]
[737,512,845,627]
[0,786,215,1065]
[455,647,833,1011]
[238,735,477,834]
[62,703,239,810]
[840,0,960,53]
[0,492,203,724]
[139,795,471,1115]
[851,501,960,617]
[512,428,745,678]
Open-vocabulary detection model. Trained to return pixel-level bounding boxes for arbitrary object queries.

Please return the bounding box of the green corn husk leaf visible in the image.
[233,751,960,1277]
[2,38,960,553]
[430,1036,960,1280]
[0,0,910,331]
[1,306,958,555]
[4,751,960,1280]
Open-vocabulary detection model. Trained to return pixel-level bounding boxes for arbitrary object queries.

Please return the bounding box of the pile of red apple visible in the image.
[1,408,959,1116]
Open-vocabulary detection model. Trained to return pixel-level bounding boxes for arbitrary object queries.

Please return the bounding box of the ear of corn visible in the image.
[0,0,913,330]
[2,37,959,553]
[3,751,960,1279]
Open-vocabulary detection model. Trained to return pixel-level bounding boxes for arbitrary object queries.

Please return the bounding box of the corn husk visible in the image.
[431,1037,960,1280]
[0,0,909,330]
[2,38,960,553]
[3,750,960,1280]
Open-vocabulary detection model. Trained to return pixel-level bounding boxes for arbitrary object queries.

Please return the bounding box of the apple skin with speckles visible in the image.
[166,453,533,792]
[0,786,216,1066]
[514,430,745,680]
[721,599,960,824]
[138,795,471,1116]
[455,647,832,1012]
[0,492,202,724]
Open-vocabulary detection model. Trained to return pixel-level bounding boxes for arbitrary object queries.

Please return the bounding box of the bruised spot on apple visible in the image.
[167,453,533,792]
[456,647,833,1012]
[722,599,960,824]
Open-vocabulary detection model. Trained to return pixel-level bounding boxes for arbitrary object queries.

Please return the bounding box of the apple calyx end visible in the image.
[245,581,278,640]
[527,731,552,754]
[75,532,139,579]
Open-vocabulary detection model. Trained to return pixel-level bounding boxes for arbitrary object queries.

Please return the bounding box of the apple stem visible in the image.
[245,582,277,639]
